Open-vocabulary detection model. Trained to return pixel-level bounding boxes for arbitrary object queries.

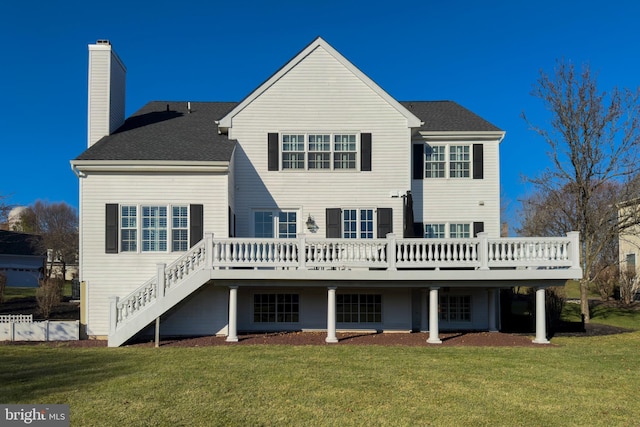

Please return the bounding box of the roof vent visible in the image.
[96,39,111,45]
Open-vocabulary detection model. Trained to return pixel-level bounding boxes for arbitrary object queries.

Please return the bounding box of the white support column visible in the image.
[427,287,442,344]
[326,287,338,343]
[155,317,160,348]
[420,289,428,332]
[488,289,497,332]
[533,287,550,344]
[226,286,238,342]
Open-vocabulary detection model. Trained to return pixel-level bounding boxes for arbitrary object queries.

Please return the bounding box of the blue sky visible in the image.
[1,0,638,229]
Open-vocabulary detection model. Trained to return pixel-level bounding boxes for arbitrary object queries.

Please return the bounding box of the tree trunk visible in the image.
[580,279,590,323]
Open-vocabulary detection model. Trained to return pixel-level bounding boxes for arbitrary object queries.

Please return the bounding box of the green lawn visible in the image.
[2,308,640,426]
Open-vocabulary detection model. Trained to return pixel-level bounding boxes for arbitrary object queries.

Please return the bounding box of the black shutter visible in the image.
[361,133,372,171]
[377,208,393,238]
[413,144,424,179]
[268,133,279,171]
[190,204,204,246]
[326,208,341,238]
[105,204,118,254]
[413,223,424,238]
[473,221,484,237]
[473,144,483,179]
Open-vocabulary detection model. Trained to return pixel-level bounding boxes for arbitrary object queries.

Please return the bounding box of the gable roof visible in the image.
[74,102,237,162]
[0,230,45,257]
[217,37,423,130]
[401,101,502,132]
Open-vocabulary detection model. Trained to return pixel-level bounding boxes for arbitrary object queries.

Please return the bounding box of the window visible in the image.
[422,144,473,179]
[282,134,305,169]
[439,295,471,322]
[118,204,190,252]
[120,205,137,252]
[450,145,470,178]
[626,253,637,274]
[450,223,470,238]
[280,133,358,171]
[254,211,274,238]
[308,134,331,169]
[142,206,167,252]
[424,224,445,238]
[423,223,471,238]
[425,146,445,178]
[334,134,357,169]
[172,206,188,251]
[343,209,374,239]
[337,294,382,323]
[254,210,298,238]
[278,212,297,238]
[254,294,299,323]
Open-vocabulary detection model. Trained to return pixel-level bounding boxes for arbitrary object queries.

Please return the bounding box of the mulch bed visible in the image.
[2,322,631,348]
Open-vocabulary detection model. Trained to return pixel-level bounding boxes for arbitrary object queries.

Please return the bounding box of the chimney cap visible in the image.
[96,39,111,45]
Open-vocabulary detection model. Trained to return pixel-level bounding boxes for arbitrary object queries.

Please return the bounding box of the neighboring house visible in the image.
[0,230,45,287]
[618,200,640,299]
[71,38,582,347]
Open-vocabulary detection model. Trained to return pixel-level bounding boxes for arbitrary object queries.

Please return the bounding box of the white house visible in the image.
[71,38,582,347]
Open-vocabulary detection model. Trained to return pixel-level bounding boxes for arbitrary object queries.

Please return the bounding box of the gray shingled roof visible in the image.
[0,230,45,256]
[401,101,502,132]
[75,100,501,162]
[75,102,237,161]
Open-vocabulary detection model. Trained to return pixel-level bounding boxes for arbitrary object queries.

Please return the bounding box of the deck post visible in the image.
[205,233,214,267]
[386,234,397,271]
[298,233,307,270]
[533,287,550,344]
[226,286,239,342]
[109,296,119,335]
[427,287,442,344]
[326,287,338,343]
[155,317,160,347]
[478,232,489,270]
[567,231,580,270]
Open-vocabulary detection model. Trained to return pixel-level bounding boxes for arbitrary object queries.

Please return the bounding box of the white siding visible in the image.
[230,46,411,238]
[157,285,228,336]
[412,139,501,237]
[80,172,229,336]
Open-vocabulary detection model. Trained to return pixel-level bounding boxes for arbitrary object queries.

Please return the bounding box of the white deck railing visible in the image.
[110,231,580,335]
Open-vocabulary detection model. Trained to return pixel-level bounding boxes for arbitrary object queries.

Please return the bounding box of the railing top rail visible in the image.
[487,236,572,243]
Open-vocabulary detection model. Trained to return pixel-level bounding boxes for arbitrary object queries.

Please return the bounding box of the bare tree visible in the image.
[0,194,12,229]
[522,59,640,322]
[18,201,78,280]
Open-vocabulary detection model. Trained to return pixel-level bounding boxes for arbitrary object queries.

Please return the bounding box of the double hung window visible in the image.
[282,134,305,169]
[449,145,470,178]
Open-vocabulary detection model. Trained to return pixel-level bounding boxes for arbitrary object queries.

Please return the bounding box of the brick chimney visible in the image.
[87,40,126,147]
